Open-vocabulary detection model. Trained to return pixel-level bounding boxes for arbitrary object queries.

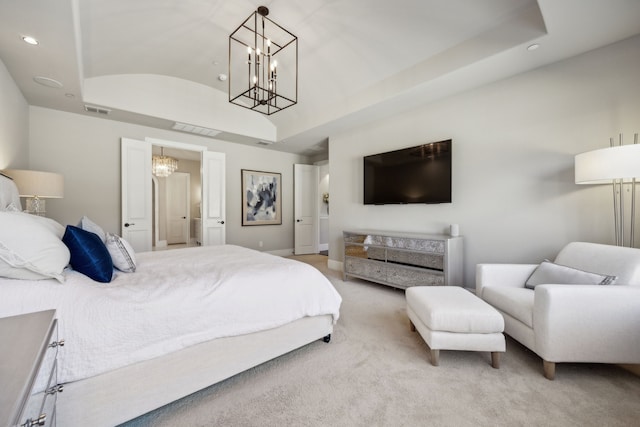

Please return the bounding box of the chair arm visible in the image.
[475,264,537,297]
[534,285,640,364]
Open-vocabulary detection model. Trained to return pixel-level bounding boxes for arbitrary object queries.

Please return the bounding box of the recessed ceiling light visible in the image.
[22,35,39,45]
[527,43,540,51]
[33,76,63,88]
[218,74,227,81]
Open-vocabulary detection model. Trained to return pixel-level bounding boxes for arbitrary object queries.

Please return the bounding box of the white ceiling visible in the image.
[1,0,640,157]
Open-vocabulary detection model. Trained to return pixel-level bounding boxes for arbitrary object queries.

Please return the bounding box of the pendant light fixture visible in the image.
[152,147,178,178]
[229,6,298,115]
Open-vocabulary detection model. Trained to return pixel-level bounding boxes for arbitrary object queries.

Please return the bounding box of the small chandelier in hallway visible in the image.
[152,147,178,178]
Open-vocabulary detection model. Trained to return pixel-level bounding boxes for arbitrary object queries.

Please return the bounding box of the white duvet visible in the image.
[0,245,342,384]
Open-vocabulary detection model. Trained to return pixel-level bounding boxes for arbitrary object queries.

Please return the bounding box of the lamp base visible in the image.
[25,197,46,216]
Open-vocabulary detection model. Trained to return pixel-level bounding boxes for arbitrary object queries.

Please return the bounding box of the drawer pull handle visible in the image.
[46,384,64,395]
[49,339,65,348]
[21,413,46,427]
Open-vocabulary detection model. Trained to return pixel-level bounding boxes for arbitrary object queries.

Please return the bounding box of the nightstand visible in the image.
[0,310,64,427]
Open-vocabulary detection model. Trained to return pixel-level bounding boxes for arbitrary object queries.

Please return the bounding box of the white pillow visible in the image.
[0,211,70,282]
[0,175,22,211]
[4,202,21,212]
[525,260,616,289]
[78,215,106,242]
[105,233,137,272]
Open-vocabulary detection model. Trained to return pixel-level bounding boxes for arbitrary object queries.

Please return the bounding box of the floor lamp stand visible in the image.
[611,134,639,247]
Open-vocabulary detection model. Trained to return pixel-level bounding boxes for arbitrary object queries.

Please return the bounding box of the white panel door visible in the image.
[166,172,190,245]
[201,151,226,245]
[294,164,319,255]
[121,138,152,252]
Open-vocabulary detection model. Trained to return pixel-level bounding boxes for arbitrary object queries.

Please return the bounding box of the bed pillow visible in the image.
[78,215,106,242]
[63,225,113,283]
[0,211,70,282]
[105,233,137,272]
[525,260,616,289]
[0,174,22,211]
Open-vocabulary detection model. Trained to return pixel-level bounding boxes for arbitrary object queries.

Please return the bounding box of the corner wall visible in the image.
[0,58,29,169]
[329,35,640,287]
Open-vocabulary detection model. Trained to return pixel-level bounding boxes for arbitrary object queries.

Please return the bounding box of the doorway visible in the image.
[151,148,200,250]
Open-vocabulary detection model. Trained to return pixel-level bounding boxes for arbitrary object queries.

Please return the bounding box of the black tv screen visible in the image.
[363,140,452,205]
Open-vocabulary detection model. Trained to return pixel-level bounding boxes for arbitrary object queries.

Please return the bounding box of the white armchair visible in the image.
[476,242,640,380]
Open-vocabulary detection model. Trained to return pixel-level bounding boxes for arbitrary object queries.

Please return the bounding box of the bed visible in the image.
[0,173,342,426]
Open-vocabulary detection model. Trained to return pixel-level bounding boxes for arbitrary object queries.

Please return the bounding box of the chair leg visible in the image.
[543,360,555,380]
[490,352,500,369]
[430,348,440,366]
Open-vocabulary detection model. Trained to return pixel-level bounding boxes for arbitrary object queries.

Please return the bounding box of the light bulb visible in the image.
[272,60,277,68]
[256,48,261,56]
[247,46,252,54]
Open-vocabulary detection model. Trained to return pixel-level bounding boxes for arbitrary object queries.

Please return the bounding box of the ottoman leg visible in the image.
[409,320,416,332]
[430,349,440,366]
[491,352,500,369]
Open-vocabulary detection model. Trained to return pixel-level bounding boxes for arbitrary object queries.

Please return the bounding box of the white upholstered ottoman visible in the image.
[406,286,505,368]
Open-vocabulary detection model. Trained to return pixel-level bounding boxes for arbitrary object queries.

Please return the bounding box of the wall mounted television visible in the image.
[363,139,452,205]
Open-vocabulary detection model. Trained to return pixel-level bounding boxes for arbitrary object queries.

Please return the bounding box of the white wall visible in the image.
[329,35,640,287]
[28,107,308,252]
[0,58,29,169]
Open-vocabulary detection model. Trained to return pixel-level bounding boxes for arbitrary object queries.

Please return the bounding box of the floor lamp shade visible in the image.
[2,169,64,215]
[575,142,640,247]
[575,144,640,184]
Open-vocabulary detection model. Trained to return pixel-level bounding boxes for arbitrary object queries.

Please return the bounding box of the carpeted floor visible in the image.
[122,255,640,426]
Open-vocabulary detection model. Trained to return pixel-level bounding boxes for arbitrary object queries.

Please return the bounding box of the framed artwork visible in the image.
[242,169,282,226]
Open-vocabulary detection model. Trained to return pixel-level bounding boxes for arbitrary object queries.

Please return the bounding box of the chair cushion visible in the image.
[406,287,503,334]
[482,287,534,328]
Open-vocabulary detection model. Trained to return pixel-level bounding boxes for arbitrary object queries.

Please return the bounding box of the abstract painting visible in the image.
[242,169,282,226]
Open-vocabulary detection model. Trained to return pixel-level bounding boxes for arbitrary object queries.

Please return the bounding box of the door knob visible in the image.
[218,220,225,224]
[182,216,186,219]
[296,219,302,222]
[124,223,135,227]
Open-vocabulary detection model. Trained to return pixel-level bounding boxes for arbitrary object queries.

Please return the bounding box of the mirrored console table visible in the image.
[343,230,463,289]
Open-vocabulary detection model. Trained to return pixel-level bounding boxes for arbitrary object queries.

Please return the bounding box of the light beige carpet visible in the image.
[122,255,640,426]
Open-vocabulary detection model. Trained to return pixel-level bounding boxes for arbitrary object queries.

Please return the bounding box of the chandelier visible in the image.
[229,6,298,115]
[152,147,178,177]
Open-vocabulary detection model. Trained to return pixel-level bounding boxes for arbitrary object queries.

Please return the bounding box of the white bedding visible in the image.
[0,245,342,384]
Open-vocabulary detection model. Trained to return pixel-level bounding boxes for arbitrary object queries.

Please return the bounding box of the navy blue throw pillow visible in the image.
[62,225,113,283]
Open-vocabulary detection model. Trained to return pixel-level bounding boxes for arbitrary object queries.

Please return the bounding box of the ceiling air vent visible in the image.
[84,105,111,115]
[172,122,221,137]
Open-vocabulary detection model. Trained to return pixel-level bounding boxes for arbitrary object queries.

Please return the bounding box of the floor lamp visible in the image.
[2,169,64,217]
[575,134,640,247]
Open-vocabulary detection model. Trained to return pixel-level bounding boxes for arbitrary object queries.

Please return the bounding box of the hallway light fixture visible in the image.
[229,6,298,115]
[152,147,178,178]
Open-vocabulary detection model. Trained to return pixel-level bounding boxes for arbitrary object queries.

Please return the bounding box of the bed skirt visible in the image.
[58,314,334,426]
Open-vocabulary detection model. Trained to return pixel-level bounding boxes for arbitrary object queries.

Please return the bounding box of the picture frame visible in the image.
[242,169,282,226]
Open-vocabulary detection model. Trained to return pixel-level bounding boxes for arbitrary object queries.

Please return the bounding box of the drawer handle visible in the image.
[21,413,46,427]
[46,384,64,395]
[48,339,65,348]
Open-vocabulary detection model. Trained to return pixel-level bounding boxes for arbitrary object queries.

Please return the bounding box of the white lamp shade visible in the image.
[575,144,640,184]
[2,169,64,198]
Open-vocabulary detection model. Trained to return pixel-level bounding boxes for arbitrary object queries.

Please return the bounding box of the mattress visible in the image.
[0,244,342,384]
